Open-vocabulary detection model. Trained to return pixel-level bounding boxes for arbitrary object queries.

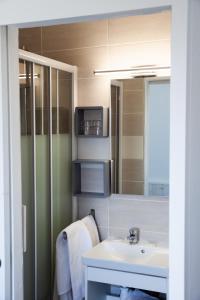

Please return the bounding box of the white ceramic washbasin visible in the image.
[82,239,168,278]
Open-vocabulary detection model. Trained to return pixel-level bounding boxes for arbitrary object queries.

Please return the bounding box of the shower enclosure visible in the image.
[19,50,77,300]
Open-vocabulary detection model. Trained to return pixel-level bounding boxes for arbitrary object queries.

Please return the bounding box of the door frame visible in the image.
[0,1,192,298]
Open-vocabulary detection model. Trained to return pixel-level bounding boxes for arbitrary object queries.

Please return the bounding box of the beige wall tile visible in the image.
[122,136,144,159]
[78,77,110,107]
[108,11,171,45]
[122,181,144,195]
[122,78,144,90]
[42,20,108,51]
[123,113,144,136]
[59,78,72,107]
[123,90,144,113]
[43,46,109,78]
[108,40,170,69]
[122,158,144,181]
[19,27,42,54]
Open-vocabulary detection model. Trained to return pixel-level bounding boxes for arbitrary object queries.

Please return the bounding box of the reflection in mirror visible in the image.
[111,78,170,197]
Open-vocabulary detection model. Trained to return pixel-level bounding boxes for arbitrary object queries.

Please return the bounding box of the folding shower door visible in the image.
[19,53,75,300]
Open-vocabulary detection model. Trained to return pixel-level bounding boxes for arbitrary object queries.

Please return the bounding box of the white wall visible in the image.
[185,0,200,299]
[0,0,171,26]
[169,1,188,299]
[0,27,11,300]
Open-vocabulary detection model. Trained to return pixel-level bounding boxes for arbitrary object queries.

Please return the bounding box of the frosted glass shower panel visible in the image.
[51,69,72,263]
[34,64,51,300]
[20,58,74,300]
[20,59,35,300]
[20,60,33,135]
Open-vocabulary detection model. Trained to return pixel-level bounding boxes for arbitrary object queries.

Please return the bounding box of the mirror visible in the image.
[111,78,170,196]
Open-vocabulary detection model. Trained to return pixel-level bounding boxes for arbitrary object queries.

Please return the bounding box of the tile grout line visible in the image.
[42,38,171,53]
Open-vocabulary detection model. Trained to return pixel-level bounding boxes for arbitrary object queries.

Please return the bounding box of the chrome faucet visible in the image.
[127,227,140,245]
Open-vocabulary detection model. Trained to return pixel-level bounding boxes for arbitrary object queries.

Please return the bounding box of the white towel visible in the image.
[56,232,71,297]
[56,220,92,300]
[82,215,100,246]
[120,288,158,300]
[120,288,130,300]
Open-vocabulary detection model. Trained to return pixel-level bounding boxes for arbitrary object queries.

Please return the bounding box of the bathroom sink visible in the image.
[82,239,168,278]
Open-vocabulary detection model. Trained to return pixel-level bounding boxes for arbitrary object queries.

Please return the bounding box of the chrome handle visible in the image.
[22,205,27,253]
[110,160,114,194]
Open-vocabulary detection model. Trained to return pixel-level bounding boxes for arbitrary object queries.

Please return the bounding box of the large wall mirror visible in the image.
[111,78,170,197]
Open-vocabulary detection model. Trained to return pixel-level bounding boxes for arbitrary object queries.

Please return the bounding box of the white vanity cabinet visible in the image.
[83,240,168,300]
[85,266,168,300]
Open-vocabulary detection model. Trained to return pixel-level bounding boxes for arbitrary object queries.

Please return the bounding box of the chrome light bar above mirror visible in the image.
[94,65,170,79]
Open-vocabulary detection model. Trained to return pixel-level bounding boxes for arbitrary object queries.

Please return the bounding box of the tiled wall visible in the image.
[78,195,169,246]
[19,11,170,244]
[19,11,171,159]
[19,10,171,121]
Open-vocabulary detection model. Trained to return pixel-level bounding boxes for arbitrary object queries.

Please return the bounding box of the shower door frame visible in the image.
[19,49,78,299]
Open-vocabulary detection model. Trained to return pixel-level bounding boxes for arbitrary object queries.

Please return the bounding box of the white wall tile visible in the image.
[77,195,169,245]
[78,196,109,228]
[109,198,168,233]
[78,138,111,160]
[98,226,109,240]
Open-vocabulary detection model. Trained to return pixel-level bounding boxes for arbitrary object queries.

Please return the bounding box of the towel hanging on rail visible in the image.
[62,209,100,243]
[82,212,99,246]
[56,220,92,299]
[56,209,99,300]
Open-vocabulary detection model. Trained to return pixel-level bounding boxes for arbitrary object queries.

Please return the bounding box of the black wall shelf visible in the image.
[73,159,111,197]
[75,106,109,137]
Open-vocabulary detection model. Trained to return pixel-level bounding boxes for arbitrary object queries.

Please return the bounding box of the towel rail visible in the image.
[63,231,67,240]
[89,209,96,220]
[62,209,96,240]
